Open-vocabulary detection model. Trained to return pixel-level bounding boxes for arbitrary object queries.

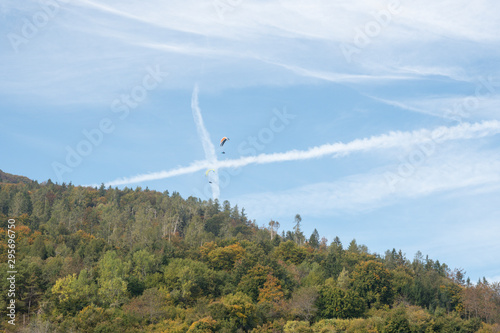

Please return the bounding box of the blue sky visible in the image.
[2,0,500,283]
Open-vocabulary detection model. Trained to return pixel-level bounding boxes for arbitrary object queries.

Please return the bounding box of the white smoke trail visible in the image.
[213,120,500,168]
[191,83,220,199]
[103,160,210,186]
[101,120,500,187]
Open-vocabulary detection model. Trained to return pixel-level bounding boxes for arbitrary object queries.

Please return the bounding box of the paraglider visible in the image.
[220,137,229,154]
[205,169,215,183]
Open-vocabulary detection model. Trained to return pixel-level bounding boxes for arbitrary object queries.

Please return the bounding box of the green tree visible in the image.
[301,262,326,287]
[337,267,350,291]
[324,238,343,278]
[98,250,130,281]
[384,307,411,333]
[132,249,158,281]
[71,304,115,333]
[31,234,47,260]
[308,229,320,249]
[391,266,413,303]
[283,321,313,333]
[205,212,225,237]
[97,250,130,307]
[351,260,393,308]
[347,239,359,254]
[184,215,211,247]
[317,284,366,319]
[238,264,274,301]
[164,258,221,304]
[98,277,128,308]
[221,292,256,329]
[274,240,307,265]
[10,190,33,216]
[51,270,97,314]
[123,287,167,323]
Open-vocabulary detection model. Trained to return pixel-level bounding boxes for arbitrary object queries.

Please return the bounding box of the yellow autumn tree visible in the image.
[258,273,285,305]
[187,316,217,333]
[207,243,246,270]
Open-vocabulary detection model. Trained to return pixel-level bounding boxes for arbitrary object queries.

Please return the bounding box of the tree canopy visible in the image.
[0,176,499,332]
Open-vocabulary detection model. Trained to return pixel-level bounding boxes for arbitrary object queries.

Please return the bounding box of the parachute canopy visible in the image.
[205,169,215,177]
[220,137,229,146]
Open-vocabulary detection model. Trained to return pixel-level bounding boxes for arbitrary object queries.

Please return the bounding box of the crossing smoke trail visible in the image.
[99,120,500,187]
[191,84,220,199]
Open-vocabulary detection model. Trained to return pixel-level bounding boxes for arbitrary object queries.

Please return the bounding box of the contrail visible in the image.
[100,120,500,187]
[191,84,220,199]
[103,160,210,186]
[213,120,500,168]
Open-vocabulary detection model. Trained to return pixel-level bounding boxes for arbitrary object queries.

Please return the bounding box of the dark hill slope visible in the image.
[0,169,33,184]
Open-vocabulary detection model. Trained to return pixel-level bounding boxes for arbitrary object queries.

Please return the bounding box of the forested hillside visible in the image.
[0,171,499,332]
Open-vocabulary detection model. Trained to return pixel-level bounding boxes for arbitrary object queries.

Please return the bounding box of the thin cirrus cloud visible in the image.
[71,0,500,43]
[98,120,500,188]
[2,0,499,105]
[231,149,500,219]
[396,1,500,43]
[373,93,500,122]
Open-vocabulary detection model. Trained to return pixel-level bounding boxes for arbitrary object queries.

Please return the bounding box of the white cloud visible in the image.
[69,0,500,44]
[397,1,500,43]
[261,60,417,83]
[373,92,500,121]
[232,147,500,218]
[2,0,499,102]
[485,276,500,283]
